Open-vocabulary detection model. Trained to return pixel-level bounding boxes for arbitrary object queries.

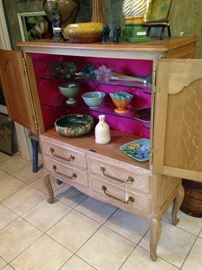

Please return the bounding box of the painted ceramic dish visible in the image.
[110,91,133,114]
[134,108,151,128]
[120,138,150,161]
[55,114,94,137]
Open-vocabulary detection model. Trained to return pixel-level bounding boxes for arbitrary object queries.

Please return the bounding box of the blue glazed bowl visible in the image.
[82,91,106,109]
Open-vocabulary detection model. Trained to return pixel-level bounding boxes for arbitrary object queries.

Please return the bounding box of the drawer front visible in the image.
[41,141,87,168]
[44,157,88,187]
[88,156,151,193]
[90,175,151,217]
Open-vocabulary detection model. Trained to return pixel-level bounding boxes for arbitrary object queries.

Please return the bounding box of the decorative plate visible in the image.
[120,138,150,161]
[134,108,151,128]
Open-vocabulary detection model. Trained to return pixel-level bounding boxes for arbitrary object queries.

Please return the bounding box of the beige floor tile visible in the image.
[0,153,30,174]
[105,209,150,243]
[47,210,100,252]
[23,199,71,232]
[2,265,14,270]
[121,246,179,270]
[76,197,117,224]
[162,206,202,236]
[55,186,87,208]
[2,185,47,216]
[0,204,18,230]
[0,175,25,201]
[0,152,10,164]
[31,175,64,194]
[0,217,42,262]
[0,257,6,269]
[182,237,202,270]
[13,163,43,184]
[77,226,135,270]
[139,221,196,268]
[61,255,95,270]
[0,170,6,179]
[11,235,72,270]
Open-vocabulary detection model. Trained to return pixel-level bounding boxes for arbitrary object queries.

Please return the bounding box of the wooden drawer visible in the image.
[88,155,151,193]
[43,157,89,187]
[41,140,87,168]
[90,175,151,217]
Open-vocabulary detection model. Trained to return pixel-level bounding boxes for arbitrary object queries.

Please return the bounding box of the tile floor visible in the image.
[0,152,201,270]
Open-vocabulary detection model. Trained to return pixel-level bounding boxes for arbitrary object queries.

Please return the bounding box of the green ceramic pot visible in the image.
[59,82,80,104]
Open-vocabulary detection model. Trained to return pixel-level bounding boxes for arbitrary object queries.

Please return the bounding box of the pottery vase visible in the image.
[95,115,111,144]
[122,0,146,18]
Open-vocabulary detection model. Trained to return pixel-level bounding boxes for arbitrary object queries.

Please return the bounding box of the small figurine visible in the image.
[113,25,121,43]
[103,24,110,43]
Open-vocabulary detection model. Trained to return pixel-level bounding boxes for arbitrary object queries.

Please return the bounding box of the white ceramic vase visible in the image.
[95,115,111,144]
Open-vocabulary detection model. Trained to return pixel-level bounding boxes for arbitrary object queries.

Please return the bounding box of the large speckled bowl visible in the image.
[55,114,94,137]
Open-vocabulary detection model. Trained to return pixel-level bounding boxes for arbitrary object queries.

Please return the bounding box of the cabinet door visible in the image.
[153,59,202,183]
[0,49,38,133]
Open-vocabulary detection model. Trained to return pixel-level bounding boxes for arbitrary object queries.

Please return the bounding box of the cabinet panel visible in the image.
[153,59,202,182]
[88,155,151,193]
[0,50,37,133]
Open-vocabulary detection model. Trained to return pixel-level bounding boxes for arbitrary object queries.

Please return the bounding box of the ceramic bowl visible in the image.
[82,91,106,109]
[110,91,133,114]
[59,82,80,104]
[55,114,94,137]
[134,108,151,129]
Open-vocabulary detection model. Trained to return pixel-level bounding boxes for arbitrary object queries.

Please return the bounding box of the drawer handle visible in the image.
[52,165,77,179]
[102,185,134,204]
[100,166,134,184]
[50,147,75,161]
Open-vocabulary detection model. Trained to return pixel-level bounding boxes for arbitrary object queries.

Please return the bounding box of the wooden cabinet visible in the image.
[0,37,201,261]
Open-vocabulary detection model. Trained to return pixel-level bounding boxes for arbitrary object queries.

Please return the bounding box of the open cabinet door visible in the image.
[153,59,202,183]
[0,49,38,134]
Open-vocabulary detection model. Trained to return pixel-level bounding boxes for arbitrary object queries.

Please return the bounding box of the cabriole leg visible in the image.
[172,184,184,225]
[44,174,54,204]
[150,218,161,261]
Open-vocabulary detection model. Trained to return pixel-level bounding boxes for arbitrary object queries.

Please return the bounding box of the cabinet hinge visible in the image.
[22,57,28,75]
[152,68,156,93]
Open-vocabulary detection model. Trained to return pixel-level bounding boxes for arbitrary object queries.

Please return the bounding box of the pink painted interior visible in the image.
[32,53,152,139]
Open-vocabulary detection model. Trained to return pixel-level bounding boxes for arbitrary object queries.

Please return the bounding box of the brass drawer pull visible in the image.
[102,185,134,204]
[52,165,77,179]
[100,166,134,184]
[50,147,75,161]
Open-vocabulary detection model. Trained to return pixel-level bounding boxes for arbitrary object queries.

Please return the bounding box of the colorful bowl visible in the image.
[110,91,133,114]
[82,91,106,109]
[55,114,94,137]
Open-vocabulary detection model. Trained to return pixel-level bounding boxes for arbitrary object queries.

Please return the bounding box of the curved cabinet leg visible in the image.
[44,174,54,204]
[172,184,184,225]
[150,218,161,261]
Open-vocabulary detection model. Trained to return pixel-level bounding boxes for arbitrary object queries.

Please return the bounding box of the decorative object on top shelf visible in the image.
[120,138,150,161]
[103,24,110,43]
[63,22,104,42]
[17,11,52,41]
[59,81,80,105]
[82,91,106,109]
[95,115,111,144]
[91,0,104,23]
[112,25,121,43]
[55,114,94,137]
[110,91,133,114]
[43,0,79,40]
[122,0,150,43]
[144,0,173,39]
[134,107,151,128]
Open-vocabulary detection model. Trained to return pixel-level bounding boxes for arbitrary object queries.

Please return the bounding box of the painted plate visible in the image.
[120,138,150,162]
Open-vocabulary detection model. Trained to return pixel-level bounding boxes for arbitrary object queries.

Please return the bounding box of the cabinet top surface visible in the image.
[16,36,198,58]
